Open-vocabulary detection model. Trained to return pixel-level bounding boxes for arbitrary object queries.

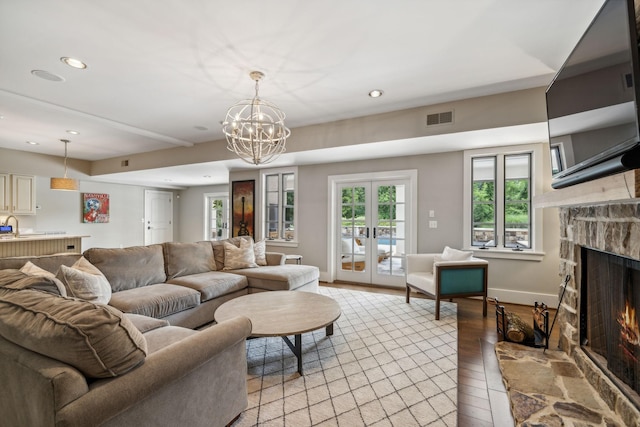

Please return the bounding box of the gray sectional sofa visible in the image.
[0,236,320,426]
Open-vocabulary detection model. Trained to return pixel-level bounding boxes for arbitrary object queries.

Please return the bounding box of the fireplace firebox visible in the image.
[580,247,640,409]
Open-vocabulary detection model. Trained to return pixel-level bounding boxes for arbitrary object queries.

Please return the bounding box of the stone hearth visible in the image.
[496,341,624,425]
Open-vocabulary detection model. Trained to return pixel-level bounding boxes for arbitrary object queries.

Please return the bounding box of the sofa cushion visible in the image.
[0,269,67,296]
[56,257,111,304]
[235,264,319,291]
[84,245,167,291]
[223,239,258,270]
[164,241,215,280]
[108,283,200,319]
[0,288,147,378]
[124,313,170,333]
[166,271,248,301]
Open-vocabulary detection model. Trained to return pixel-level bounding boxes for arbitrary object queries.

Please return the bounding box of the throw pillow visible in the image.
[0,268,67,296]
[254,239,267,266]
[0,288,147,378]
[20,261,56,279]
[441,246,473,261]
[223,238,258,270]
[56,257,112,304]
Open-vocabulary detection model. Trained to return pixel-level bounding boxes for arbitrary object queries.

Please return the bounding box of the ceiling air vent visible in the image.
[426,110,454,127]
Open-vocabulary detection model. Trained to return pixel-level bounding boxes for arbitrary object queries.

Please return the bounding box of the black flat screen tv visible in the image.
[546,0,640,188]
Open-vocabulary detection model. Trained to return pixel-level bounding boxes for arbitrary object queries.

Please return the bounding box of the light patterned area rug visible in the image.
[232,286,458,426]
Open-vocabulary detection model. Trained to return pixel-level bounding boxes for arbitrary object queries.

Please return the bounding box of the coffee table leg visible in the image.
[326,323,334,336]
[282,334,303,375]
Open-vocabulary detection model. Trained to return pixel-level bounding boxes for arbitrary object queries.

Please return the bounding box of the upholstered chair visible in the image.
[405,248,488,320]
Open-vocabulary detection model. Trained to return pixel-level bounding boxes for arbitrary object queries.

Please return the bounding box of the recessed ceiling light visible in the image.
[31,70,65,82]
[203,175,211,178]
[369,89,384,98]
[25,141,39,145]
[60,57,87,69]
[194,126,208,131]
[66,130,80,135]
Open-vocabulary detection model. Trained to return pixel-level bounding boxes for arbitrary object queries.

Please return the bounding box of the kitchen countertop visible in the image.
[0,234,89,242]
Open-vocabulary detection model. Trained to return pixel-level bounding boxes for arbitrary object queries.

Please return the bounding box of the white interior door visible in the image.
[336,179,409,287]
[144,190,173,245]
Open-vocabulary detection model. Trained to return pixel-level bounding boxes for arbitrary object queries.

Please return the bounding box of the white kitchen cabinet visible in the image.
[0,174,35,215]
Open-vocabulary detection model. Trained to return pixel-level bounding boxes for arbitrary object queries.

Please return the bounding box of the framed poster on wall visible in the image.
[82,193,110,223]
[231,180,254,237]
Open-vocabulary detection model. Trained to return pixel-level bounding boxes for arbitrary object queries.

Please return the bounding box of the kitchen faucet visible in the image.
[2,215,19,237]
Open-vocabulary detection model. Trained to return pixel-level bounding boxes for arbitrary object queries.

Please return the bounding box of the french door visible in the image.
[336,179,409,287]
[204,193,229,241]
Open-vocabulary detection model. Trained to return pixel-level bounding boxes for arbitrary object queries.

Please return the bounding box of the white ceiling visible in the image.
[0,0,605,188]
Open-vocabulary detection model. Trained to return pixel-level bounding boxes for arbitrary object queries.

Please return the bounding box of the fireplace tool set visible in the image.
[494,275,570,351]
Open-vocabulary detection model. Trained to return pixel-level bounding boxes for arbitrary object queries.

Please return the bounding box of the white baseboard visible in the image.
[489,287,558,307]
[320,273,557,307]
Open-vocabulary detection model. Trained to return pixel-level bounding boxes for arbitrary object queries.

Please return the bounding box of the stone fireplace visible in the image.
[558,201,640,425]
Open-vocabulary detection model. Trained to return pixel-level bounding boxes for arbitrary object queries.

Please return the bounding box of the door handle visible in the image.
[365,227,370,238]
[373,227,377,238]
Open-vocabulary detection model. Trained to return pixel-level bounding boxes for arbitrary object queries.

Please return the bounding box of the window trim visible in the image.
[260,166,298,245]
[463,144,545,261]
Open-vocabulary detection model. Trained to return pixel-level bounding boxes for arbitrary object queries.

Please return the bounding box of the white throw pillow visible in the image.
[56,257,112,304]
[441,246,473,261]
[254,239,268,266]
[223,238,258,270]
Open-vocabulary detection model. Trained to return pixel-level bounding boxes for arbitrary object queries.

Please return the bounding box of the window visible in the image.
[464,144,542,257]
[549,144,564,175]
[262,168,297,242]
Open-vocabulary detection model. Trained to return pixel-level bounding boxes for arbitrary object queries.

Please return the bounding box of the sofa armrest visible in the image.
[266,251,286,265]
[57,316,252,427]
[405,254,438,275]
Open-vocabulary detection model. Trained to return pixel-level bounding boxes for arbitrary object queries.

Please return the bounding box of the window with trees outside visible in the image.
[263,169,296,242]
[471,152,532,250]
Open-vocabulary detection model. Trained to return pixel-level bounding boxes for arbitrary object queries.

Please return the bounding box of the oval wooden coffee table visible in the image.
[215,291,341,375]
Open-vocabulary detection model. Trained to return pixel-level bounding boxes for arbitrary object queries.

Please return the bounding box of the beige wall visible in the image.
[0,149,177,251]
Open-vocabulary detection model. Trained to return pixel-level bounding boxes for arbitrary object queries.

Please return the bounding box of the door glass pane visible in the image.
[376,184,405,277]
[341,186,366,272]
[208,197,228,241]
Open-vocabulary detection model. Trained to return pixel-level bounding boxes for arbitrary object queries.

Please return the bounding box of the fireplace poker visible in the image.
[548,275,571,343]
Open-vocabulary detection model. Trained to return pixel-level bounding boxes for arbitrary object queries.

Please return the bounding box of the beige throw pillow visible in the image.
[223,238,258,270]
[20,261,56,279]
[254,239,267,266]
[56,257,112,304]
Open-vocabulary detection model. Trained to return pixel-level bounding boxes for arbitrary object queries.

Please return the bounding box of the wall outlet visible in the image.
[429,210,435,218]
[429,220,438,228]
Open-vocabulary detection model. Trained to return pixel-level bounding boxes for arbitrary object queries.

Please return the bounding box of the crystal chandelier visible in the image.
[50,139,79,191]
[222,71,290,165]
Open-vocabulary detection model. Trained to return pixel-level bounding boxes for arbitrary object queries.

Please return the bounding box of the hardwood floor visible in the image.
[323,282,560,427]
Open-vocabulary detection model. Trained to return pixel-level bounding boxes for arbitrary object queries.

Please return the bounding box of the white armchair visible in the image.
[405,252,488,320]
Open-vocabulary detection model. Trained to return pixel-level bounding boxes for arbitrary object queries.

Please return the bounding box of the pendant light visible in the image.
[50,139,79,191]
